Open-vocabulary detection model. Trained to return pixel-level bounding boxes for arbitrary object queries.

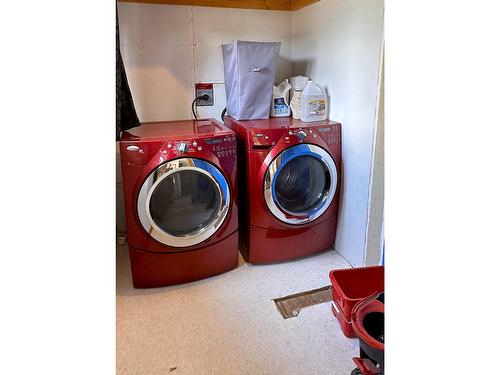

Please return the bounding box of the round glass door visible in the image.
[264,144,337,225]
[137,158,230,247]
[149,170,221,236]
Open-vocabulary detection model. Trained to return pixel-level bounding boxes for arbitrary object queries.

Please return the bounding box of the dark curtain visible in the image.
[116,5,140,141]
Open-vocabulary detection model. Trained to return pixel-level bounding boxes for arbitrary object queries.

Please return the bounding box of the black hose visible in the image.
[192,94,210,120]
[220,107,227,122]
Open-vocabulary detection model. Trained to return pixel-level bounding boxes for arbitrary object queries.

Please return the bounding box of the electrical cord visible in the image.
[192,94,210,120]
[220,107,227,122]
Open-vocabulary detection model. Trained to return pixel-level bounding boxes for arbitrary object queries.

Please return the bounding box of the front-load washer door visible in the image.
[137,158,230,248]
[264,144,337,225]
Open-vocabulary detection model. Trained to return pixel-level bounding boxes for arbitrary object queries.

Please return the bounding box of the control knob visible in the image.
[178,142,188,153]
[297,130,307,142]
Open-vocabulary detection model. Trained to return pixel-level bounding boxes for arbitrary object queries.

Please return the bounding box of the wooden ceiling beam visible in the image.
[118,0,321,11]
[290,0,320,11]
[118,0,290,11]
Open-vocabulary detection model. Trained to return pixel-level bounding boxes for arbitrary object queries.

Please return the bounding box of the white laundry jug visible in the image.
[300,80,327,122]
[270,79,292,117]
[289,75,309,119]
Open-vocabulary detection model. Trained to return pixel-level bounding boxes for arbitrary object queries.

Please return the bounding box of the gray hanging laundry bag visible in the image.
[222,41,281,120]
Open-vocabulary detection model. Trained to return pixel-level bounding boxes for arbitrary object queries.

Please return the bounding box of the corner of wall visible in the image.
[363,34,385,266]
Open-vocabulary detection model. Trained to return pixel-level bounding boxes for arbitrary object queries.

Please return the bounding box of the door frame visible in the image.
[136,157,231,248]
[263,143,338,225]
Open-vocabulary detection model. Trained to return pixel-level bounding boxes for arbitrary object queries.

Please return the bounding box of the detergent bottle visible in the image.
[271,79,292,117]
[300,80,328,122]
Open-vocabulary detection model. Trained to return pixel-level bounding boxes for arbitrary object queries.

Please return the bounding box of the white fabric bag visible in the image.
[222,41,281,120]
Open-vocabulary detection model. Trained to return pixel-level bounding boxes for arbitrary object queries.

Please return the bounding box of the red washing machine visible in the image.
[224,117,341,263]
[120,119,238,288]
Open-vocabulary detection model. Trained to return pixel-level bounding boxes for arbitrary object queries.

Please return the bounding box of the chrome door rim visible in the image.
[264,144,337,225]
[137,158,230,247]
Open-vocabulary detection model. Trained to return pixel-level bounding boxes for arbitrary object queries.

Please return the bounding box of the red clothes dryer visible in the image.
[224,117,341,263]
[120,119,238,288]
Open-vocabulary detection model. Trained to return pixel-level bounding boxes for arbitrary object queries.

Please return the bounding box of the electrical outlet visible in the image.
[195,83,214,106]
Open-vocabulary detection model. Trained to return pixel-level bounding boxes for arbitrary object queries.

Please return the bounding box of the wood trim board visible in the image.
[290,0,320,11]
[117,0,320,11]
[273,285,332,319]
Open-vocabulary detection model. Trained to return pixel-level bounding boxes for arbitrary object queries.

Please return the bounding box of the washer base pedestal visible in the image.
[129,231,238,288]
[244,216,336,263]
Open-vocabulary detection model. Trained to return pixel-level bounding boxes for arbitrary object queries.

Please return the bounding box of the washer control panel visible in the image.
[161,135,236,158]
[160,134,236,158]
[177,142,188,153]
[163,140,201,155]
[204,134,237,158]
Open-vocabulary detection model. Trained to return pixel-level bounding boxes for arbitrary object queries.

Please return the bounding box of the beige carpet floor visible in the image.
[117,245,359,375]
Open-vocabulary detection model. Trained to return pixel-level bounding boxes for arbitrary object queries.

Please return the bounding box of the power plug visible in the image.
[192,93,211,120]
[195,83,214,106]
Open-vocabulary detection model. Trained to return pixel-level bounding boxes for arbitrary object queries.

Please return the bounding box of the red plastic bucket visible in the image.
[351,292,385,374]
[329,265,384,338]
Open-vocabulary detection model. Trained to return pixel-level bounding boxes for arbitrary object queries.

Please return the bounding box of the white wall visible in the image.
[117,3,292,122]
[292,0,384,266]
[365,54,384,265]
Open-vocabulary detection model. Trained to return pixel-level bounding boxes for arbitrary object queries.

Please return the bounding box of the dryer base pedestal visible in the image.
[244,216,337,263]
[128,231,238,288]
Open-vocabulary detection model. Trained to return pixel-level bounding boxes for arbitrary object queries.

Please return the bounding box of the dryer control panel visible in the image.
[248,124,341,149]
[316,124,341,145]
[249,129,283,148]
[285,127,321,143]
